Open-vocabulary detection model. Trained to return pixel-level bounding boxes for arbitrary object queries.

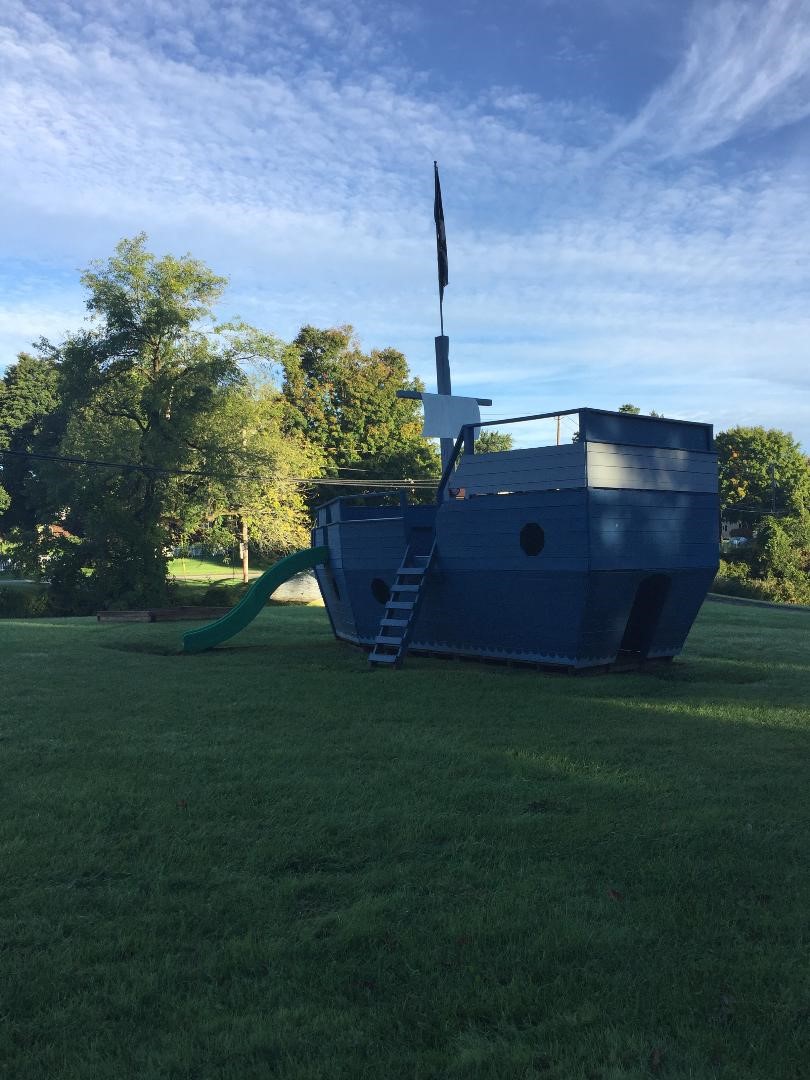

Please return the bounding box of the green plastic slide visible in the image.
[182,546,329,654]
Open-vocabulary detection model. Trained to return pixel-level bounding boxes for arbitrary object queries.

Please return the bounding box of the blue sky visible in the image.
[1,0,809,447]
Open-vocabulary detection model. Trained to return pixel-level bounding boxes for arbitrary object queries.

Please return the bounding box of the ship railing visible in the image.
[435,406,715,502]
[314,489,416,527]
[436,408,584,502]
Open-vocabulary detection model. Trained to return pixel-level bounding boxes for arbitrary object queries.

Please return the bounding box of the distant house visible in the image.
[47,524,75,541]
[720,518,753,541]
[35,523,78,566]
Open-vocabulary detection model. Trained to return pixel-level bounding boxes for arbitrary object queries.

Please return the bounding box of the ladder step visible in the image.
[370,536,436,670]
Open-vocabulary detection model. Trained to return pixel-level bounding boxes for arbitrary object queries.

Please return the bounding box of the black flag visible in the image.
[434,161,448,303]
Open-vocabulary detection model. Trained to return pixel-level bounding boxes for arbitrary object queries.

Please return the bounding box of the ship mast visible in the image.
[398,165,490,470]
[433,162,454,471]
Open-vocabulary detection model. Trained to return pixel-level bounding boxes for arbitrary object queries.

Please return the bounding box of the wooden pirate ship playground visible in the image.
[184,165,719,668]
[311,162,718,671]
[312,407,719,671]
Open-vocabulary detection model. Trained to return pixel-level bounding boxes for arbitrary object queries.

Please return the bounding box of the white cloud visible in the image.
[606,0,810,158]
[0,0,809,448]
[0,292,86,362]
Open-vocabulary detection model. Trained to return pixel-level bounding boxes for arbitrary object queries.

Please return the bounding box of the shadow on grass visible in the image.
[100,642,182,656]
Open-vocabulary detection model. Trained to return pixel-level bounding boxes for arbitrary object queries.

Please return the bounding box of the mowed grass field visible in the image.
[1,602,809,1080]
[167,556,263,582]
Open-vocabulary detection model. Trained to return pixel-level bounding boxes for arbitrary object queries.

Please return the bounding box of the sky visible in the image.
[1,0,809,448]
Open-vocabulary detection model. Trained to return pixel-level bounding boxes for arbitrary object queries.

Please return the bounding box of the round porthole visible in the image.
[520,523,545,556]
[371,578,390,604]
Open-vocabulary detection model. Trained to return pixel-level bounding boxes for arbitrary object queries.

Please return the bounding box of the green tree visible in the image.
[755,511,810,603]
[0,351,61,534]
[716,426,810,519]
[475,430,513,453]
[617,404,663,416]
[40,235,284,608]
[282,325,439,503]
[182,378,322,579]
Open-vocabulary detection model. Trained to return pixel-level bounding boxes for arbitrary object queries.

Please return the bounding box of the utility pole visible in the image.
[769,463,777,515]
[556,415,561,446]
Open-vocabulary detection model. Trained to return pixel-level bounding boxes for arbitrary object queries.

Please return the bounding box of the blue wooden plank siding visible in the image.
[578,410,712,451]
[328,517,405,569]
[588,490,718,571]
[451,443,586,494]
[437,491,589,571]
[586,443,717,493]
[412,570,590,663]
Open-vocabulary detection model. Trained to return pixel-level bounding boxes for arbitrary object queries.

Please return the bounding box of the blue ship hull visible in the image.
[313,409,719,670]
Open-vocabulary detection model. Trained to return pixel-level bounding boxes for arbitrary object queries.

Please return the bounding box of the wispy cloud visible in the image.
[606,0,810,158]
[1,0,809,447]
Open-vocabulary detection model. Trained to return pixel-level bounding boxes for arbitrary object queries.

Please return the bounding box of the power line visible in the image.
[0,447,438,488]
[722,506,789,517]
[177,443,375,474]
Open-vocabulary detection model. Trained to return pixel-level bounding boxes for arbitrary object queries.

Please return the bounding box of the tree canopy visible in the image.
[281,325,439,503]
[26,235,305,608]
[475,430,513,454]
[618,403,662,417]
[185,377,321,559]
[716,426,810,519]
[0,351,61,532]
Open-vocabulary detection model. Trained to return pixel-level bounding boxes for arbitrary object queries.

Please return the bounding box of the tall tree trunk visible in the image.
[240,515,249,584]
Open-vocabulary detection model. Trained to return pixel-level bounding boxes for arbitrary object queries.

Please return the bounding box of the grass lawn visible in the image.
[168,556,262,583]
[2,601,809,1079]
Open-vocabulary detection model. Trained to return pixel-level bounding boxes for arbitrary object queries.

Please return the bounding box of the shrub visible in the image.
[758,574,810,606]
[755,514,810,603]
[0,587,51,618]
[201,584,238,606]
[712,560,767,600]
[45,543,106,616]
[196,583,251,607]
[713,559,810,605]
